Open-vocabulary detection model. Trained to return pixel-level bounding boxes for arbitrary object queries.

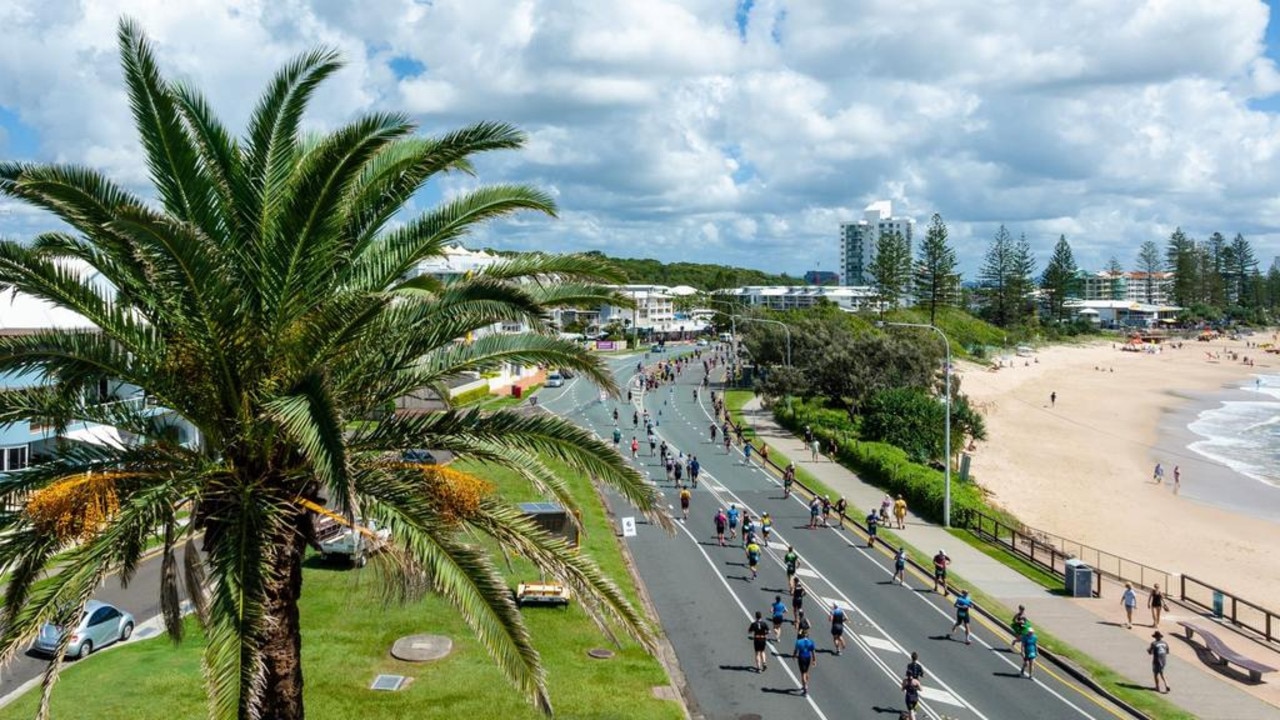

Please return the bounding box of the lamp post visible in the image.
[879,320,953,528]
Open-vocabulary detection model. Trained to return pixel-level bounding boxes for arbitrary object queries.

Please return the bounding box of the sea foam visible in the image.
[1186,374,1280,489]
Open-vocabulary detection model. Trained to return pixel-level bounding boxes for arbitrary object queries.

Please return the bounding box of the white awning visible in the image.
[62,425,129,449]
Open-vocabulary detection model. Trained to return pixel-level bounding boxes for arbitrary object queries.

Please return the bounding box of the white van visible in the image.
[545,372,564,388]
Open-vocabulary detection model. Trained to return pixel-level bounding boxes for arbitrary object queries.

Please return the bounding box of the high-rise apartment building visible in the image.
[839,201,915,285]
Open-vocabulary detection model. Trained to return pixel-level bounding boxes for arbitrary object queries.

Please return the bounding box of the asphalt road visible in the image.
[538,346,1132,720]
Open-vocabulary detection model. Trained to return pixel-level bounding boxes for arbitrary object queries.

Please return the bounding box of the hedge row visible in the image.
[451,384,494,406]
[774,400,1015,528]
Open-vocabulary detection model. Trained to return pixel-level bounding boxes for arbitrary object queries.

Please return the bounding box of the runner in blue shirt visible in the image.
[689,456,700,488]
[771,595,788,640]
[893,547,908,585]
[865,509,879,547]
[743,439,754,465]
[949,590,974,645]
[828,603,847,656]
[1021,626,1038,678]
[727,505,740,540]
[793,630,817,696]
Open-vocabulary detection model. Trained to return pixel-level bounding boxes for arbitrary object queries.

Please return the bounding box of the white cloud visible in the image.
[2,0,1280,277]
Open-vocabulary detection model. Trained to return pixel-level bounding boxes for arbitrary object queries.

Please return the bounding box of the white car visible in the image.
[545,372,564,388]
[696,338,709,346]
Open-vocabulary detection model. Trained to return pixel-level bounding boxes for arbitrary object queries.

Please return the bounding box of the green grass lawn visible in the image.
[0,459,681,720]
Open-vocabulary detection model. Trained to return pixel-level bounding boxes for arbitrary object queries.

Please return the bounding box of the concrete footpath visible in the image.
[739,396,1279,720]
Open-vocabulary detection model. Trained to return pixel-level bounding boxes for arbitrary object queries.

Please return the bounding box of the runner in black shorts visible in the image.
[828,603,847,656]
[771,595,788,640]
[784,546,799,592]
[749,611,770,672]
[792,581,806,617]
[932,549,950,595]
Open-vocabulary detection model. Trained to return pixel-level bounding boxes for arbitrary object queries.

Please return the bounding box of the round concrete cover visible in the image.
[586,648,615,659]
[390,634,453,662]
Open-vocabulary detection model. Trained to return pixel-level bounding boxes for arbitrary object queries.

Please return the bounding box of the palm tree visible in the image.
[0,19,666,720]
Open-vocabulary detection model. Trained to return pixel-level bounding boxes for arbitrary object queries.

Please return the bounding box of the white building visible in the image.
[599,284,676,331]
[716,285,878,312]
[1064,300,1180,329]
[840,201,915,286]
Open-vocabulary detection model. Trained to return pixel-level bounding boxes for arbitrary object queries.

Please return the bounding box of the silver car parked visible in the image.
[33,600,135,660]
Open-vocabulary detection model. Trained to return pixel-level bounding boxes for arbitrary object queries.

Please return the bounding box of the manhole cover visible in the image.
[370,674,407,691]
[587,648,615,659]
[739,714,763,720]
[390,634,453,662]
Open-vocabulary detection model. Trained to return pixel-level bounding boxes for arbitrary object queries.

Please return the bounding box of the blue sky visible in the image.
[4,1,1280,278]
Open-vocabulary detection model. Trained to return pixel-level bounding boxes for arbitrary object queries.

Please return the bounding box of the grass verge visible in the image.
[0,459,680,720]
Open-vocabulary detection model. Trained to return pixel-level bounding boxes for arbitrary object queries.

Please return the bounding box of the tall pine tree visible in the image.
[978,226,1015,327]
[869,230,913,308]
[1165,228,1198,308]
[1135,240,1162,304]
[1228,233,1258,307]
[1040,235,1079,321]
[1011,234,1037,323]
[914,213,959,324]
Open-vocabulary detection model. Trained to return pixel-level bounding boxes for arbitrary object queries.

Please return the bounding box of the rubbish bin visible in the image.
[1064,558,1093,598]
[512,385,523,398]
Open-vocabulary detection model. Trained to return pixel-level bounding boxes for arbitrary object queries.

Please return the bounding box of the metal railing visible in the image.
[965,510,1106,597]
[1181,574,1279,645]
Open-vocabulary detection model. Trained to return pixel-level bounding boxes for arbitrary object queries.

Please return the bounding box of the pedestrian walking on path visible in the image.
[949,590,973,644]
[1148,583,1166,627]
[1020,626,1038,678]
[749,611,770,673]
[1149,630,1171,693]
[932,550,951,595]
[794,629,817,696]
[1122,582,1137,628]
[893,494,907,529]
[810,437,820,461]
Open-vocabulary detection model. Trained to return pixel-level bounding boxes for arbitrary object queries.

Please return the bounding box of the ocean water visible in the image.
[1186,374,1280,489]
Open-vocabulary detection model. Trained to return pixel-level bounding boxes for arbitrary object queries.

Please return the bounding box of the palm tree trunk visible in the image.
[251,522,308,720]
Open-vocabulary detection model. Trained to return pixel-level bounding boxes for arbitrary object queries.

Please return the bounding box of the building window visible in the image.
[3,445,28,472]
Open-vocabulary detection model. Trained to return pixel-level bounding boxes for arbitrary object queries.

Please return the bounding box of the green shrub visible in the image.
[861,387,943,463]
[451,384,493,406]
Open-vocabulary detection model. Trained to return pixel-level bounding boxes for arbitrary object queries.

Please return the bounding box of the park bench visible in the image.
[1177,621,1277,682]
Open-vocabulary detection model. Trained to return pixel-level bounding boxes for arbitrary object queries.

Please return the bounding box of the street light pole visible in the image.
[880,321,953,528]
[729,315,792,367]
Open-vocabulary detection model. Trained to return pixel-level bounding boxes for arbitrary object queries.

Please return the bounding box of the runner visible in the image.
[795,608,812,637]
[932,549,951,595]
[1021,625,1039,679]
[748,611,770,673]
[893,546,907,585]
[893,494,908,529]
[612,407,619,424]
[828,603,847,656]
[659,440,668,461]
[791,580,806,618]
[834,496,847,525]
[727,504,740,539]
[743,439,754,465]
[760,512,773,547]
[741,513,755,547]
[611,426,621,448]
[745,538,761,581]
[723,433,731,454]
[948,589,973,645]
[689,455,700,488]
[906,651,925,684]
[630,436,639,459]
[648,434,657,457]
[793,629,817,696]
[709,423,718,443]
[714,508,727,546]
[808,496,821,529]
[783,463,795,498]
[632,411,639,428]
[865,508,879,547]
[784,546,799,592]
[901,673,922,720]
[820,495,832,526]
[771,595,788,640]
[679,486,691,521]
[672,458,683,486]
[1010,604,1028,651]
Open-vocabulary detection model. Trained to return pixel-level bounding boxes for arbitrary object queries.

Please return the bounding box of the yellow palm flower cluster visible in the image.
[26,472,121,542]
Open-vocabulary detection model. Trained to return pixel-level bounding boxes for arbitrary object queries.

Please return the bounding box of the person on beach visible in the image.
[933,550,951,595]
[1152,462,1164,484]
[1173,465,1180,495]
[1122,582,1138,628]
[1149,630,1170,692]
[794,629,817,696]
[1050,391,1056,407]
[1148,583,1166,626]
[749,611,770,672]
[894,494,908,529]
[1020,625,1038,678]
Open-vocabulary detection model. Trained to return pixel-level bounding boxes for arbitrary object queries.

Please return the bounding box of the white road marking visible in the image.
[794,568,819,578]
[859,635,905,654]
[921,687,966,707]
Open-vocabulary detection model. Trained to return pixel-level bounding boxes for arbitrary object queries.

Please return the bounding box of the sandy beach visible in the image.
[960,335,1280,604]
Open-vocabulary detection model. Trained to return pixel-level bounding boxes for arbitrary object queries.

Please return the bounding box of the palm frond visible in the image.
[472,252,628,285]
[263,371,353,518]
